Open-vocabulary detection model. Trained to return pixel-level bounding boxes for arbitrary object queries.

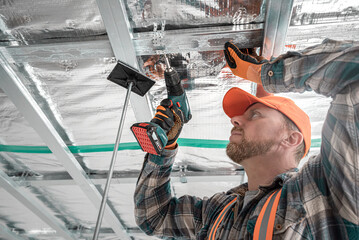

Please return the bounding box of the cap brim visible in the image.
[223,87,277,118]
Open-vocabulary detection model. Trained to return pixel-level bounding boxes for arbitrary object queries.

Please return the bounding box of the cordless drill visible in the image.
[131,55,191,155]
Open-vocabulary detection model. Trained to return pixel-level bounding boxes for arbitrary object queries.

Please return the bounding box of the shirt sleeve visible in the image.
[134,147,208,239]
[261,39,359,224]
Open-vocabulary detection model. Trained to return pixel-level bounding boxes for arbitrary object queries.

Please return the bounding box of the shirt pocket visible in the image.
[273,201,307,236]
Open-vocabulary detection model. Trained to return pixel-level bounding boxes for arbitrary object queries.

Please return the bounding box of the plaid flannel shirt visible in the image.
[134,39,359,239]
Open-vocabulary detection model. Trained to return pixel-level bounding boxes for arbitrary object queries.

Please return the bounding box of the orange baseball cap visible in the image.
[223,87,311,158]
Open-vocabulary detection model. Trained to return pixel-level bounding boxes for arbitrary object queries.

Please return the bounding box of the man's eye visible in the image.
[251,111,260,118]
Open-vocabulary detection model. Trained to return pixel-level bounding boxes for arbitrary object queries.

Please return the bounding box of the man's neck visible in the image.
[241,155,296,191]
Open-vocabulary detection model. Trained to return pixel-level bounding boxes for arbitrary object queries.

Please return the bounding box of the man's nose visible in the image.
[231,115,245,127]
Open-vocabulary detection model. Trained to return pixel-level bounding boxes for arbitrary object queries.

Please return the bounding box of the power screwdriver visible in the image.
[131,55,192,155]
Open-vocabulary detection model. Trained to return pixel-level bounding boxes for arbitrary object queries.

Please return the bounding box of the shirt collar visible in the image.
[227,168,298,195]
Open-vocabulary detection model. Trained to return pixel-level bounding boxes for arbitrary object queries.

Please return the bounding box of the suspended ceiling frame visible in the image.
[0,0,295,238]
[0,53,130,239]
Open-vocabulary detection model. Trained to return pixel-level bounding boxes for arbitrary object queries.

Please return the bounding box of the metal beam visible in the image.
[262,0,294,58]
[2,20,357,64]
[0,40,113,63]
[0,224,26,240]
[96,0,153,122]
[0,55,130,239]
[20,227,115,240]
[286,21,359,51]
[250,0,294,95]
[1,25,263,63]
[13,170,246,187]
[19,227,152,240]
[0,170,76,240]
[132,25,263,55]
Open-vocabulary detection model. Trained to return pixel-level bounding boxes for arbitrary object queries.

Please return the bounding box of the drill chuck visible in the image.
[165,70,184,96]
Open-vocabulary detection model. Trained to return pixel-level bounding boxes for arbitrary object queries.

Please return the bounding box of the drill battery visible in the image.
[130,122,168,155]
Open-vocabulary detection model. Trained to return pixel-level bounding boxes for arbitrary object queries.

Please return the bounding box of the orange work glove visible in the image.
[150,99,184,149]
[224,42,268,84]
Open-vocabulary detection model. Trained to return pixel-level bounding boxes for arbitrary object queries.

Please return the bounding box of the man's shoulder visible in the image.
[282,154,327,199]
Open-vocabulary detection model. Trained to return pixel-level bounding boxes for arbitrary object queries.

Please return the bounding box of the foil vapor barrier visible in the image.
[0,0,358,239]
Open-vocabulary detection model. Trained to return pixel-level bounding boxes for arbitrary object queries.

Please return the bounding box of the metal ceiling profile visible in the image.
[263,0,294,58]
[248,0,294,95]
[0,55,129,239]
[96,0,153,123]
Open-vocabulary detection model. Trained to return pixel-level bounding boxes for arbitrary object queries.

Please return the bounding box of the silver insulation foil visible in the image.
[0,0,358,239]
[125,0,265,30]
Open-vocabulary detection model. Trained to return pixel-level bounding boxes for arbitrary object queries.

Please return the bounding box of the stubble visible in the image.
[226,127,276,164]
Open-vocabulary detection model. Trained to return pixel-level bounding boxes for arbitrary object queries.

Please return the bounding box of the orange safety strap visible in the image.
[208,196,237,240]
[253,188,282,240]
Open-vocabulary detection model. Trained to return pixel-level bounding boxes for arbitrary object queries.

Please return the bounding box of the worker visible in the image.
[134,39,359,239]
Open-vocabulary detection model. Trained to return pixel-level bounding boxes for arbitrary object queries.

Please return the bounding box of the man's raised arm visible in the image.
[225,38,359,227]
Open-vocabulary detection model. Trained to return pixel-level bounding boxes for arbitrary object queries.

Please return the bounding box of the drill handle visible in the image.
[169,93,192,123]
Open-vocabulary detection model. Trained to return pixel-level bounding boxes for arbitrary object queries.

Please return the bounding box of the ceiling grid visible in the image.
[0,54,129,239]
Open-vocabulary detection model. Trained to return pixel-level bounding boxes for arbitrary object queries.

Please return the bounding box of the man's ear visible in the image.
[281,131,303,149]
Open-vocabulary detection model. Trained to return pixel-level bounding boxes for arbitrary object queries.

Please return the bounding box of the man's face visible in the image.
[226,103,286,164]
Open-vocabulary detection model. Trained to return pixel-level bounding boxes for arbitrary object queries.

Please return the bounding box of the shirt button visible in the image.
[268,70,274,77]
[275,224,282,230]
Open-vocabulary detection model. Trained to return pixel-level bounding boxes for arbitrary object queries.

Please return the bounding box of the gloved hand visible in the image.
[150,99,184,149]
[224,42,268,84]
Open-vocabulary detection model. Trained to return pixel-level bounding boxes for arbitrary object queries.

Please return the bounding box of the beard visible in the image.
[226,128,276,164]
